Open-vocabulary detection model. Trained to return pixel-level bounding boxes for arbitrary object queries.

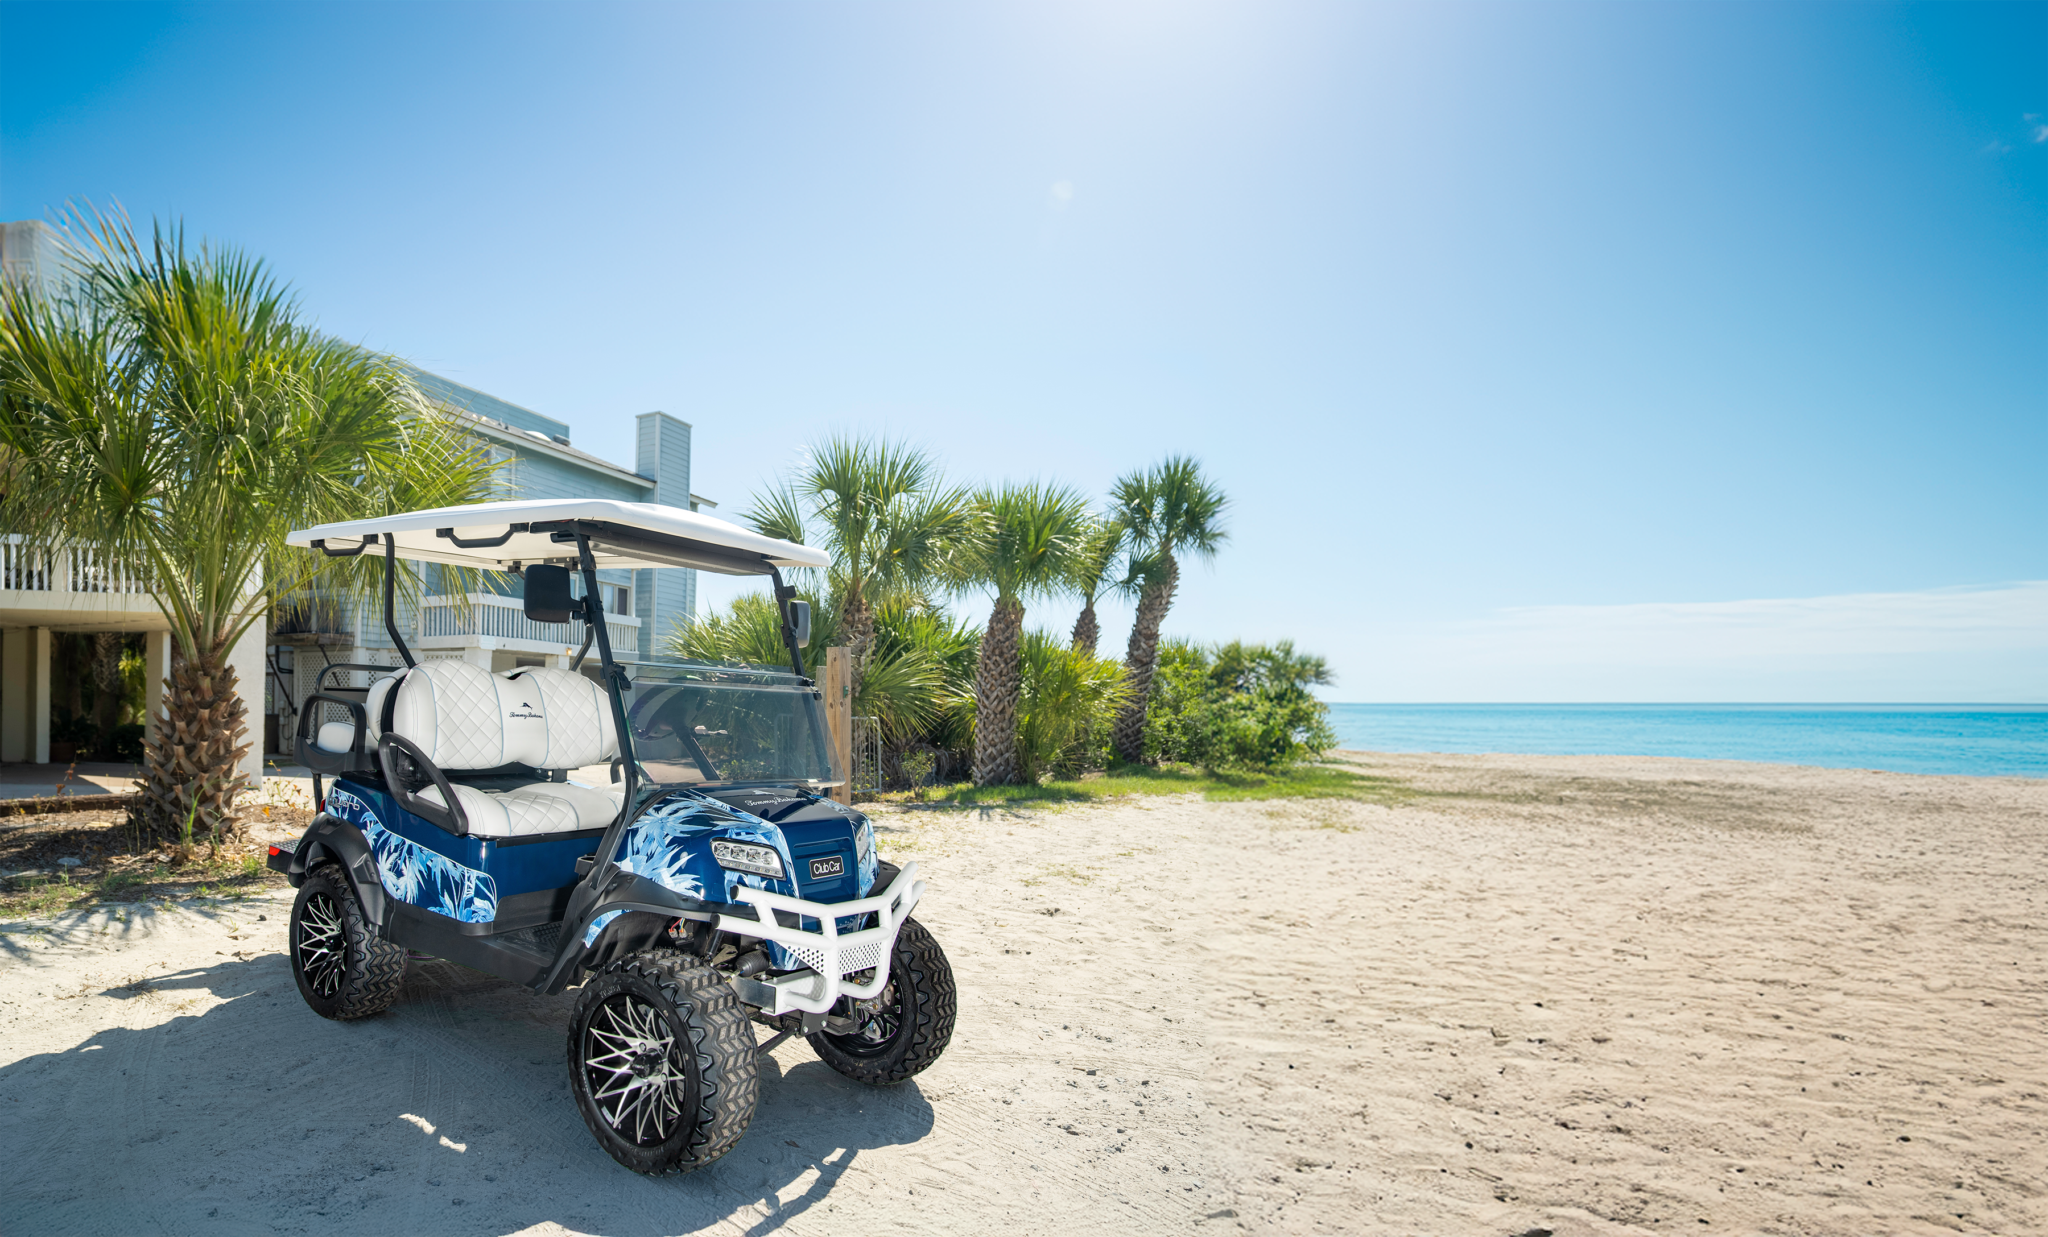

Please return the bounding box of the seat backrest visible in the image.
[384,660,617,772]
[386,661,514,770]
[500,667,618,769]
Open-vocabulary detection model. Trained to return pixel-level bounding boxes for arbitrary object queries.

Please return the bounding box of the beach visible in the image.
[2,751,2043,1235]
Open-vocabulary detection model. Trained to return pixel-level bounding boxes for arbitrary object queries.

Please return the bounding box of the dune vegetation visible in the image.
[668,435,1338,792]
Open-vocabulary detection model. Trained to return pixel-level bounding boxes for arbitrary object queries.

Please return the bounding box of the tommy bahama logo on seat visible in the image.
[508,699,544,720]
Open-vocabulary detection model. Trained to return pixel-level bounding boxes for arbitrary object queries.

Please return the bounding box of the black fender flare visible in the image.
[284,815,391,932]
[539,872,722,995]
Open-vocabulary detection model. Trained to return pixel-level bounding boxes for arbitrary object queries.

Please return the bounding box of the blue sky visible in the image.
[3,1,2042,700]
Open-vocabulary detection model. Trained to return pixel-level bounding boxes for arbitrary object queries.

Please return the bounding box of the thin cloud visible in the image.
[1470,581,2048,662]
[1049,180,1075,210]
[1352,583,2048,701]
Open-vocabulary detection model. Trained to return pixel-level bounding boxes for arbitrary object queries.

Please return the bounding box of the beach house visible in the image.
[0,217,709,778]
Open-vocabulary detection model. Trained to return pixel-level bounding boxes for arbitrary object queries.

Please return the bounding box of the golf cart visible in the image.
[270,498,955,1174]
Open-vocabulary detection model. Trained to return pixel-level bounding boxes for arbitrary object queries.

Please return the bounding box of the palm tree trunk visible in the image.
[841,587,875,690]
[1071,598,1099,655]
[971,595,1026,786]
[1110,553,1178,763]
[133,635,251,847]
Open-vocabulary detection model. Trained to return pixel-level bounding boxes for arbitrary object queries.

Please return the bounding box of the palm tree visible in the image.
[741,435,970,694]
[956,481,1089,786]
[1064,515,1127,654]
[0,209,494,843]
[1108,457,1228,763]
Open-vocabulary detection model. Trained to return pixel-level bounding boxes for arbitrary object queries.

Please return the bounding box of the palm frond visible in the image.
[955,480,1090,604]
[742,481,810,546]
[1112,454,1230,564]
[1064,514,1129,603]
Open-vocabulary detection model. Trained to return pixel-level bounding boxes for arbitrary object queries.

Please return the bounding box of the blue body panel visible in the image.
[617,790,877,967]
[326,778,592,925]
[484,831,600,899]
[326,780,876,966]
[325,783,502,923]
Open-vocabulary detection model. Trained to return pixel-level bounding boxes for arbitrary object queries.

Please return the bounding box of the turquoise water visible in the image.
[1325,704,2048,778]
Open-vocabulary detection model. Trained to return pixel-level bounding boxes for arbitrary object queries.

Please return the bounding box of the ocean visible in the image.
[1324,704,2048,778]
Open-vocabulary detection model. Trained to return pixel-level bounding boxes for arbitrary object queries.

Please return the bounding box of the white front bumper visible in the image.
[718,862,924,1015]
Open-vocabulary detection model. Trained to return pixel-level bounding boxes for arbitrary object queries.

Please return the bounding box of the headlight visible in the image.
[711,839,785,879]
[853,819,874,866]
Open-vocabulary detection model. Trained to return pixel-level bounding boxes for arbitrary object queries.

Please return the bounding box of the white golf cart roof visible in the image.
[287,498,830,575]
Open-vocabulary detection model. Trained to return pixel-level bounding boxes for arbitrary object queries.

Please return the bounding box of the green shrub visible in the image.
[1142,638,1334,773]
[669,596,1333,784]
[1180,687,1337,774]
[1013,631,1129,781]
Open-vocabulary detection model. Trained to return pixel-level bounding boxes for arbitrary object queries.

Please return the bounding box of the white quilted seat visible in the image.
[415,780,626,838]
[329,660,623,836]
[386,661,619,771]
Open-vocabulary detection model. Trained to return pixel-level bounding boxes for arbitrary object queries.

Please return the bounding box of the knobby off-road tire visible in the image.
[290,862,406,1020]
[808,916,956,1086]
[567,950,760,1175]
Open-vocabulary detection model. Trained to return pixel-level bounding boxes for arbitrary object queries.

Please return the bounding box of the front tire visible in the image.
[808,916,956,1086]
[289,862,406,1020]
[567,951,759,1174]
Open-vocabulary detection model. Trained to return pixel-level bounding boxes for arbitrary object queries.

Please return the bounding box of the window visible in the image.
[570,579,632,614]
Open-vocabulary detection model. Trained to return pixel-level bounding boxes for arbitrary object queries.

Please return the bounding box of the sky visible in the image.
[3,0,2042,701]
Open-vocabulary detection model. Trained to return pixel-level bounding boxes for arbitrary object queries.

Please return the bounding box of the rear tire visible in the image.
[808,916,956,1086]
[567,950,759,1174]
[290,862,406,1020]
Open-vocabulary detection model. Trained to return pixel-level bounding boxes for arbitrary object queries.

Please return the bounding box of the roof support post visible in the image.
[574,534,638,825]
[384,535,416,669]
[769,566,806,680]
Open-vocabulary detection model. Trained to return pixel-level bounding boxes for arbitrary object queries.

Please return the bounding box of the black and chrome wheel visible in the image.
[289,862,405,1020]
[808,916,956,1086]
[567,951,758,1174]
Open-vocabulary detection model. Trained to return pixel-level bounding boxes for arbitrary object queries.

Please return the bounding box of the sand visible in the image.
[1,752,2042,1236]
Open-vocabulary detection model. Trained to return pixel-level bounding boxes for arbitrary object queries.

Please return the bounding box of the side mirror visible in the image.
[524,564,574,623]
[787,600,811,648]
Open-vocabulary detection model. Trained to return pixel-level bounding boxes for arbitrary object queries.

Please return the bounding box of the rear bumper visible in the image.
[265,838,299,875]
[719,862,924,1015]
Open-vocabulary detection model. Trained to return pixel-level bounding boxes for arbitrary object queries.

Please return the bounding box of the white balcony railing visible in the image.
[69,545,155,594]
[418,592,640,656]
[1,538,48,591]
[0,536,156,595]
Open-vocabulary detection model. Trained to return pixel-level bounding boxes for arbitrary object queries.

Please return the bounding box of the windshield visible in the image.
[620,661,843,790]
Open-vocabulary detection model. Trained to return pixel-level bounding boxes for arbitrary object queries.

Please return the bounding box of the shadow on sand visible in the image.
[0,952,934,1236]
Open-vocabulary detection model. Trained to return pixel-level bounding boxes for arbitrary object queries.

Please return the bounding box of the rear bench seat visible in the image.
[314,661,623,837]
